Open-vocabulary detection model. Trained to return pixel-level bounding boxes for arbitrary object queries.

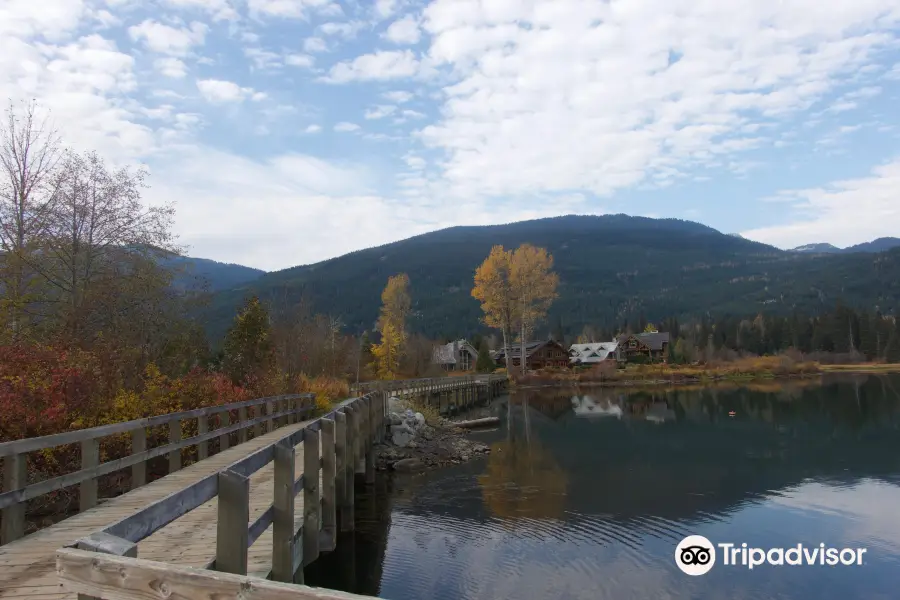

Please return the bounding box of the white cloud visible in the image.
[285,53,315,68]
[317,20,365,38]
[383,90,413,103]
[304,124,322,133]
[303,37,328,53]
[416,0,900,199]
[324,50,419,83]
[159,0,238,21]
[364,105,397,119]
[334,122,360,132]
[154,57,188,78]
[402,109,425,119]
[248,0,340,19]
[884,63,900,80]
[245,47,282,69]
[384,14,421,44]
[128,19,208,56]
[196,79,262,103]
[374,0,399,20]
[742,158,900,248]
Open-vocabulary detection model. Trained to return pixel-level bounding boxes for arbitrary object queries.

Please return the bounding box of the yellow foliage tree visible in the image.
[510,244,559,375]
[372,273,411,379]
[472,246,518,371]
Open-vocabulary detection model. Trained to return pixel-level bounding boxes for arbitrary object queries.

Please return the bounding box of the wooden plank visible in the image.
[302,428,320,566]
[247,506,274,548]
[198,417,209,461]
[271,440,295,583]
[1,453,25,544]
[130,429,146,489]
[216,470,249,575]
[266,401,275,433]
[79,439,98,512]
[168,420,181,473]
[319,418,336,550]
[74,532,137,558]
[56,548,381,600]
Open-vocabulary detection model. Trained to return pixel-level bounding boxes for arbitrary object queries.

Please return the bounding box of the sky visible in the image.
[2,0,900,271]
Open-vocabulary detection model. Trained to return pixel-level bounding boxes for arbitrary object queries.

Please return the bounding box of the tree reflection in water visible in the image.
[478,396,568,521]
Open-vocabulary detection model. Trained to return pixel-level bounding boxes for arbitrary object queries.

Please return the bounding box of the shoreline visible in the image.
[375,410,490,473]
[509,364,900,391]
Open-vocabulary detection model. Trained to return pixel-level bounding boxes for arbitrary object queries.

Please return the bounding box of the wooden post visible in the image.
[219,410,231,453]
[320,418,336,550]
[168,420,181,473]
[1,453,26,544]
[335,411,351,532]
[198,416,209,461]
[216,469,249,575]
[266,400,275,433]
[74,532,138,600]
[271,439,295,582]
[352,405,364,475]
[343,408,356,529]
[80,439,99,512]
[363,397,375,484]
[238,407,248,444]
[303,428,320,566]
[131,428,146,489]
[255,404,264,439]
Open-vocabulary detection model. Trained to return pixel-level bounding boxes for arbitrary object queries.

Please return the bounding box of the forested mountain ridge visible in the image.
[160,254,266,291]
[790,238,900,254]
[202,215,900,343]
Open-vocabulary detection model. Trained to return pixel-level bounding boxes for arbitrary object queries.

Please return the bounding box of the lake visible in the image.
[306,375,900,600]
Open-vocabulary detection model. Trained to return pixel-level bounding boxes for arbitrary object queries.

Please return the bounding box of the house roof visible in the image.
[569,342,618,362]
[493,340,564,360]
[616,331,671,351]
[432,339,477,364]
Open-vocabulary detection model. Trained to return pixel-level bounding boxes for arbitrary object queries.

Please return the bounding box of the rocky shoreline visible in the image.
[374,407,491,473]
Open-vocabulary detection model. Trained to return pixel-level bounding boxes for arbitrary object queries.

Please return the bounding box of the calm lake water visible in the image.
[305,375,900,600]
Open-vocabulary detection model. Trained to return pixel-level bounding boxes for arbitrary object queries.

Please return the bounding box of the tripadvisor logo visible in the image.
[675,535,868,576]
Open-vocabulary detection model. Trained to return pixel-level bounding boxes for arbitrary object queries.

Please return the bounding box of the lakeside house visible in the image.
[569,342,619,366]
[432,339,479,371]
[614,331,671,363]
[493,339,569,370]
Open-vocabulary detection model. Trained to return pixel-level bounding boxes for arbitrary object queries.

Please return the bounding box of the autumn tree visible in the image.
[510,244,559,375]
[371,273,411,379]
[472,245,518,373]
[0,100,62,340]
[222,296,275,386]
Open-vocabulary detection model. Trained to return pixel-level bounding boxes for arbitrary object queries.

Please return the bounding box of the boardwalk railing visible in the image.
[0,393,315,546]
[355,374,508,415]
[60,391,386,600]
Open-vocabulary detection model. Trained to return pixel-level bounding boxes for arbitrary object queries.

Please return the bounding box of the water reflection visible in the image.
[306,375,900,600]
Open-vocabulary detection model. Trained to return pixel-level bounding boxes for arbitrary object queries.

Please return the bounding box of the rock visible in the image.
[391,429,413,448]
[387,396,402,412]
[387,412,403,426]
[392,458,425,473]
[414,412,426,427]
[407,440,418,449]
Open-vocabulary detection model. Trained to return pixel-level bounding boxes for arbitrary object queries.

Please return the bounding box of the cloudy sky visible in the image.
[3,0,900,271]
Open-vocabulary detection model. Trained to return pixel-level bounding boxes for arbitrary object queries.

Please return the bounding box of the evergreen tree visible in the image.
[859,312,877,360]
[475,338,496,373]
[222,296,275,386]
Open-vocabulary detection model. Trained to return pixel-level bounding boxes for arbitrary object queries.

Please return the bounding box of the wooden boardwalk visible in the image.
[0,418,313,600]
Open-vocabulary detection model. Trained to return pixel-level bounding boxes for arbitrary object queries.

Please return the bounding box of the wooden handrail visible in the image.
[0,393,315,546]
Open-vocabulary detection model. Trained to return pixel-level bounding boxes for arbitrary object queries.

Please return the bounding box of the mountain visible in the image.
[790,238,900,254]
[844,237,900,254]
[790,243,842,254]
[161,255,266,291]
[203,214,900,343]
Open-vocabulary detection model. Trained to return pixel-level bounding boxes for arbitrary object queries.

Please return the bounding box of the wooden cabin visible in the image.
[493,340,569,370]
[614,331,671,363]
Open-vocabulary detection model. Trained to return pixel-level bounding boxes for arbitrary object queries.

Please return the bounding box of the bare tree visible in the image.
[40,150,177,346]
[0,100,62,340]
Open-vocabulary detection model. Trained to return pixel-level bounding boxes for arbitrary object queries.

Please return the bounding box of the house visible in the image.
[432,339,479,371]
[614,331,671,363]
[569,342,618,366]
[493,340,569,370]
